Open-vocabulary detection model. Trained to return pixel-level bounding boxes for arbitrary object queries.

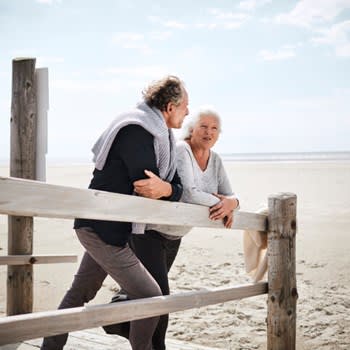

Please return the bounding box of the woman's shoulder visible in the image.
[210,149,222,161]
[209,149,225,169]
[176,140,189,149]
[176,140,191,154]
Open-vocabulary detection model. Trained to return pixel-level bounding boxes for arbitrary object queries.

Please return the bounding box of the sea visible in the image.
[220,151,350,162]
[1,151,350,166]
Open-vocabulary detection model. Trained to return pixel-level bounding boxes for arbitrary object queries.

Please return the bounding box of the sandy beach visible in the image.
[0,160,349,349]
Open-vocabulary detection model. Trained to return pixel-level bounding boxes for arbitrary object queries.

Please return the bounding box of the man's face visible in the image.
[165,90,189,129]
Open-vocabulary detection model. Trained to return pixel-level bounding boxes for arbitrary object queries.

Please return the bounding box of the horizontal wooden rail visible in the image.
[0,255,77,266]
[0,282,268,345]
[0,176,267,234]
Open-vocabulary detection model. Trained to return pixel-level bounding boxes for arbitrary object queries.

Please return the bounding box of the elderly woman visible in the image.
[177,106,239,227]
[104,106,239,350]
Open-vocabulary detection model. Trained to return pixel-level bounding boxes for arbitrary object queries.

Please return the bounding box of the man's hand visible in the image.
[133,170,172,199]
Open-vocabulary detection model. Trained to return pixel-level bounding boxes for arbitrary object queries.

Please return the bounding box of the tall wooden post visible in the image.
[7,58,37,315]
[267,193,297,350]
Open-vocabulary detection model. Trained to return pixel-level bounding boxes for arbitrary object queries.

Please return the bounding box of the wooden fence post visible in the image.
[267,193,297,350]
[7,58,37,315]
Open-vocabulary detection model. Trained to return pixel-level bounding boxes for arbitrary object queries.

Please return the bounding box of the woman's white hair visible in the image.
[180,105,222,140]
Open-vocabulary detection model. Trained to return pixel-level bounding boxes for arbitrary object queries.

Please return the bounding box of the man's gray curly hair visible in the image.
[142,75,186,112]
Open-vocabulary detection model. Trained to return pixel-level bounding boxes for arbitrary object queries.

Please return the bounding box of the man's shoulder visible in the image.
[112,124,154,152]
[118,124,154,139]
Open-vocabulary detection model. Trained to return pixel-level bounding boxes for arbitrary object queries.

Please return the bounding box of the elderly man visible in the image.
[41,75,189,350]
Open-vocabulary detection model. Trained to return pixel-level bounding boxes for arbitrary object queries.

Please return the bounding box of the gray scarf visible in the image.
[92,101,177,233]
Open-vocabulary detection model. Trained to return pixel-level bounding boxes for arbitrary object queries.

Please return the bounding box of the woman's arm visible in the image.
[176,144,220,207]
[209,156,240,227]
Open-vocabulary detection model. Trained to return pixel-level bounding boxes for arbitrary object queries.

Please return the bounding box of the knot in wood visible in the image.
[29,257,37,264]
[291,220,296,230]
[291,287,298,299]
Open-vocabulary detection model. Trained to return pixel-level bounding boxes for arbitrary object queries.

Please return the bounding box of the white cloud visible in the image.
[238,0,272,11]
[36,0,61,4]
[52,79,123,94]
[149,31,172,40]
[278,90,350,128]
[8,51,64,66]
[224,21,249,29]
[111,32,152,54]
[111,31,172,54]
[163,20,187,29]
[208,9,251,29]
[37,56,65,65]
[258,48,296,61]
[194,22,218,30]
[276,0,350,27]
[10,49,38,58]
[112,32,145,43]
[212,11,249,21]
[312,20,350,57]
[275,1,350,58]
[124,43,152,54]
[148,16,187,29]
[149,11,250,31]
[103,65,169,78]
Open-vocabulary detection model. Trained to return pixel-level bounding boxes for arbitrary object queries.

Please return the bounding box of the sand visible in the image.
[0,160,349,349]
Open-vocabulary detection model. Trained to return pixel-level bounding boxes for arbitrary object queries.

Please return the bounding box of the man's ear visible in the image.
[166,102,173,113]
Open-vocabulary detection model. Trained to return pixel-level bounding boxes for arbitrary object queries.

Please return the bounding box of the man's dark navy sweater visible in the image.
[74,125,183,247]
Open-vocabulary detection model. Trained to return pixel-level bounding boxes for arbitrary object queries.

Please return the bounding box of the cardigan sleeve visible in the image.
[176,143,220,207]
[217,155,240,209]
[217,156,234,196]
[165,170,183,202]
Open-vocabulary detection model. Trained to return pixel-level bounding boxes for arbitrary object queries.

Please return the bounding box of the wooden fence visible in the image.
[0,58,298,349]
[0,177,297,349]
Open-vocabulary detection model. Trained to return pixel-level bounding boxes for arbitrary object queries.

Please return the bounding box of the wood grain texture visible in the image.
[0,176,267,233]
[8,328,222,350]
[0,282,268,345]
[8,58,37,316]
[0,255,77,265]
[267,193,297,350]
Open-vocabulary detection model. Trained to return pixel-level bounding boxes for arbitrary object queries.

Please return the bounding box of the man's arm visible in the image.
[115,125,181,200]
[134,169,182,201]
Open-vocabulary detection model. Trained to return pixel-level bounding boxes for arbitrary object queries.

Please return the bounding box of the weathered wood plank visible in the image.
[12,328,223,349]
[0,282,268,345]
[8,57,37,316]
[267,193,297,350]
[0,176,267,233]
[0,255,77,266]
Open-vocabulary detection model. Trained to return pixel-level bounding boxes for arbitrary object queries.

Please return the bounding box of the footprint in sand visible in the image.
[308,262,327,268]
[39,280,50,285]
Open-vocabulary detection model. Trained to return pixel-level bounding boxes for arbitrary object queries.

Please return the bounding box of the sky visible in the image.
[1,0,350,161]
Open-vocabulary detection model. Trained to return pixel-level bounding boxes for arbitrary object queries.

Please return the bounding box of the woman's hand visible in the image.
[223,211,233,228]
[209,194,238,224]
[133,170,172,199]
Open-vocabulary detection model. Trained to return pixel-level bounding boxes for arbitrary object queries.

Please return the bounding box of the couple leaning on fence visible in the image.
[41,75,240,350]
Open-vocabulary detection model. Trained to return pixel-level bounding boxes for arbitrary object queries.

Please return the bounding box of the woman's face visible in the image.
[190,114,220,149]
